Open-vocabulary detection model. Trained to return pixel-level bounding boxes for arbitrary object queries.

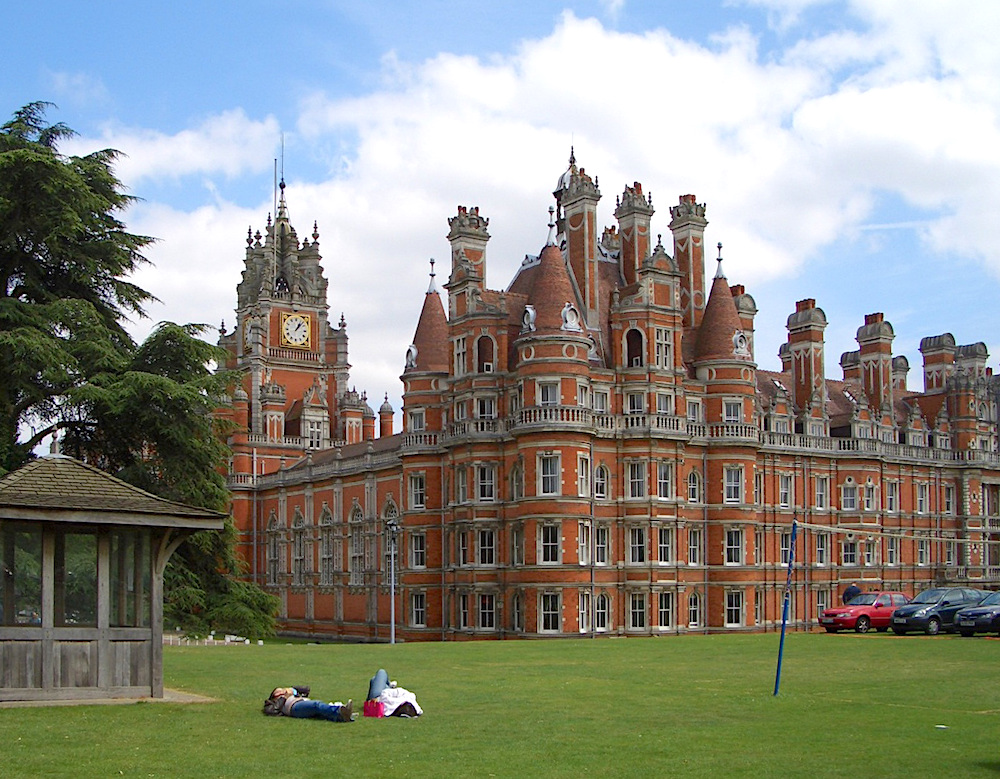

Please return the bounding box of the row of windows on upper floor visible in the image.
[264,474,991,541]
[412,386,734,430]
[450,327,675,376]
[268,519,972,591]
[409,387,966,448]
[407,460,969,514]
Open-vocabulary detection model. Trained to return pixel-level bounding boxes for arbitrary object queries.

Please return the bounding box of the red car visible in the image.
[819,591,910,633]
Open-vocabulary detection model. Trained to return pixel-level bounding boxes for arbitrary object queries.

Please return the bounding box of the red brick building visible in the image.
[219,155,1000,641]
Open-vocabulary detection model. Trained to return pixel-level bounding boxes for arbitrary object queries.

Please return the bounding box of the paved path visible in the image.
[0,689,216,709]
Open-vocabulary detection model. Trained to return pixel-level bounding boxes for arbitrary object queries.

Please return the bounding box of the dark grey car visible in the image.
[890,587,988,635]
[955,591,1000,636]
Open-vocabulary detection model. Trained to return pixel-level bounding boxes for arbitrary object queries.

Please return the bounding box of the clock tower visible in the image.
[221,179,357,473]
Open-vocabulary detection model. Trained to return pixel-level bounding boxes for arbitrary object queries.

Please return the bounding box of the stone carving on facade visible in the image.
[521,304,536,333]
[561,302,582,332]
[733,329,751,357]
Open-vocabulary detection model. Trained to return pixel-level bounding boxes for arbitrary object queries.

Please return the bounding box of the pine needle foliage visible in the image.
[0,102,276,638]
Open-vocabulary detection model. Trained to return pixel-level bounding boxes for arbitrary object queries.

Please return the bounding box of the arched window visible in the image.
[383,501,400,575]
[510,463,523,501]
[291,509,306,586]
[349,506,364,586]
[688,591,702,627]
[511,592,524,632]
[594,465,610,500]
[319,504,335,586]
[595,593,610,632]
[266,511,280,586]
[625,328,644,367]
[477,335,496,373]
[687,471,702,503]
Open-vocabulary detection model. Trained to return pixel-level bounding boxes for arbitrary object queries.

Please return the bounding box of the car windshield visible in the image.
[978,591,1000,606]
[910,588,947,604]
[847,593,878,605]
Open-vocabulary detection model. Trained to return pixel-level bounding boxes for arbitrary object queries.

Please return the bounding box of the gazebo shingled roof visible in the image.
[0,456,226,527]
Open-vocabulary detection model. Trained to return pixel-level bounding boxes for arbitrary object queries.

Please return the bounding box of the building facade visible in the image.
[219,155,1000,641]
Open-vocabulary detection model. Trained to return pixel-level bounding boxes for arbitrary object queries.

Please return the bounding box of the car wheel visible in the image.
[925,617,941,636]
[892,627,907,635]
[959,630,975,637]
[855,616,871,634]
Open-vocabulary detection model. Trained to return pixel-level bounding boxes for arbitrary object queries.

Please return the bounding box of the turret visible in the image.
[731,284,757,361]
[786,298,828,420]
[615,182,654,287]
[919,333,955,393]
[362,393,376,441]
[669,195,708,331]
[856,312,894,411]
[445,206,490,320]
[379,394,394,438]
[891,355,910,392]
[554,149,602,322]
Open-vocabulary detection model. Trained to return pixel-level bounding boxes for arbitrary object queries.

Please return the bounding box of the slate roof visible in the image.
[0,456,226,528]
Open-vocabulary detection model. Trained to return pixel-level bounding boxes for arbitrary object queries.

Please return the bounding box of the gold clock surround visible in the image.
[280,312,311,348]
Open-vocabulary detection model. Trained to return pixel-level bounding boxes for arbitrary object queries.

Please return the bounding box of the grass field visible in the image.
[3,632,998,777]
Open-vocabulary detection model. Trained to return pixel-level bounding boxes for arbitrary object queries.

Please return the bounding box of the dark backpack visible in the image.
[262,697,284,716]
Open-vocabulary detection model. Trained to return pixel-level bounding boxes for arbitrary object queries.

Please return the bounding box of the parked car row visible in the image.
[819,591,909,633]
[819,587,999,636]
[955,590,1000,637]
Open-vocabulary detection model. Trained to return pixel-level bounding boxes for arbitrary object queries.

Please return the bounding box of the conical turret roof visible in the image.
[526,243,578,333]
[514,209,582,335]
[694,255,751,363]
[408,289,449,372]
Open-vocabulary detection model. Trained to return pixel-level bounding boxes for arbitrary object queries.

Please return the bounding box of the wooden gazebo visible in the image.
[0,455,225,702]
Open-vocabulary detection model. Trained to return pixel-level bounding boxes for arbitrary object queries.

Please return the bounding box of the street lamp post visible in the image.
[386,518,400,645]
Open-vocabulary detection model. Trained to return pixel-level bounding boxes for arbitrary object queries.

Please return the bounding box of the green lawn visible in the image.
[4,632,998,777]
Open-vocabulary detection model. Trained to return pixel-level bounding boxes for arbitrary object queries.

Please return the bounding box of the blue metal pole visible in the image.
[773,519,798,696]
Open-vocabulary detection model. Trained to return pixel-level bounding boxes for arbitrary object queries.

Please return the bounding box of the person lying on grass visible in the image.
[366,669,423,717]
[263,686,355,721]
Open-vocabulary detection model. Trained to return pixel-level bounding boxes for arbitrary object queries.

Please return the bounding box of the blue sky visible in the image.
[6,0,1000,417]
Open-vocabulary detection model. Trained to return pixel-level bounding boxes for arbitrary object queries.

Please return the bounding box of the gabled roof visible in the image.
[0,456,226,528]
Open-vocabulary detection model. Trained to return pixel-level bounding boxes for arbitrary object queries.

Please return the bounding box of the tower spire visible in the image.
[427,258,437,293]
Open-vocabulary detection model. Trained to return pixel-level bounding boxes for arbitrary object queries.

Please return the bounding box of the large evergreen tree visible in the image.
[0,103,276,637]
[0,101,153,470]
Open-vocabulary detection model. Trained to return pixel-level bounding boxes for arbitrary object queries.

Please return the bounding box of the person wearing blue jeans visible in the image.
[366,669,422,717]
[265,686,354,721]
[367,669,391,701]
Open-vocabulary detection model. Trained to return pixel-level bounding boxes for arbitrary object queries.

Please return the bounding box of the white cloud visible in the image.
[99,6,1000,410]
[45,70,110,107]
[65,110,282,184]
[124,200,265,340]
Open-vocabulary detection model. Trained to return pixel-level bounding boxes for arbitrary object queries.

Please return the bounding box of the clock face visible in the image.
[281,313,311,348]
